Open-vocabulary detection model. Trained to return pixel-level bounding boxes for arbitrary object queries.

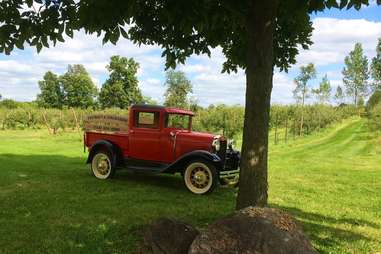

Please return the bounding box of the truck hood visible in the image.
[174,130,217,155]
[175,130,216,140]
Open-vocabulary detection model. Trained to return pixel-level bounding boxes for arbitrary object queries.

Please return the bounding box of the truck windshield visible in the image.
[165,114,191,130]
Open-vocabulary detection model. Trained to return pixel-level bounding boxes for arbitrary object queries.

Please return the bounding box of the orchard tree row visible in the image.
[292,39,381,135]
[0,103,358,140]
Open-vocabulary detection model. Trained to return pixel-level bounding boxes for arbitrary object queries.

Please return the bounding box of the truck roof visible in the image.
[131,104,194,116]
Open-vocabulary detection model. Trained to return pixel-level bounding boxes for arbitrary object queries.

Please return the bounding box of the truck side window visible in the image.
[135,111,159,129]
[165,114,190,129]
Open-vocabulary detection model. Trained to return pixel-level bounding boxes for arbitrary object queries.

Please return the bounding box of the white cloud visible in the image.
[140,78,165,102]
[0,17,380,105]
[296,18,381,66]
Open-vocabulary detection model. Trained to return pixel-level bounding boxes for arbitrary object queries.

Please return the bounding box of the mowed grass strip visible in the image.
[0,118,380,254]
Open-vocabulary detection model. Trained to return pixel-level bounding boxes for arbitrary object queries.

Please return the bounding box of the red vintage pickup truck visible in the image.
[84,104,240,194]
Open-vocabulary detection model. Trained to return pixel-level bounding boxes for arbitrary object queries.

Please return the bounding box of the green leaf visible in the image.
[339,0,348,9]
[120,27,128,39]
[65,26,73,38]
[109,29,120,45]
[102,31,110,45]
[326,0,339,8]
[36,42,42,53]
[57,33,65,43]
[30,37,39,46]
[26,0,33,7]
[41,36,49,48]
[15,40,24,50]
[4,47,11,55]
[346,1,354,9]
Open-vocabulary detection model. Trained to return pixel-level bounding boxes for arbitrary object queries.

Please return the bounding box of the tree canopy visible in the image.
[2,0,368,72]
[367,90,381,110]
[342,43,369,106]
[99,55,143,108]
[334,85,345,104]
[293,63,316,104]
[371,38,381,92]
[37,71,63,108]
[312,74,332,104]
[61,64,98,108]
[164,70,193,108]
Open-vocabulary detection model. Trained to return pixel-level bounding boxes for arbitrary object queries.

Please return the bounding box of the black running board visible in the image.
[122,158,169,174]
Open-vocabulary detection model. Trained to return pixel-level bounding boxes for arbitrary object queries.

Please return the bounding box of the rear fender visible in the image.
[166,150,223,173]
[86,140,123,166]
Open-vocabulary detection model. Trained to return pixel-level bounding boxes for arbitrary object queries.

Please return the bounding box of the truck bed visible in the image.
[85,131,129,156]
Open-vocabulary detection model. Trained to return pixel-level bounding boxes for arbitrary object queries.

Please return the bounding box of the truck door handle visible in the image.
[130,130,135,134]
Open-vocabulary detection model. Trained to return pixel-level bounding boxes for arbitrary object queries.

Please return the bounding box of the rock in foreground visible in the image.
[189,206,318,254]
[142,218,199,254]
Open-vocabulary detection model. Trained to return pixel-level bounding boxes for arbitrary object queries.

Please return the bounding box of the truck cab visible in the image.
[84,104,240,194]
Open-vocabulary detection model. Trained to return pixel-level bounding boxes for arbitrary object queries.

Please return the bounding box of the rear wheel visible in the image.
[91,151,116,179]
[183,160,217,194]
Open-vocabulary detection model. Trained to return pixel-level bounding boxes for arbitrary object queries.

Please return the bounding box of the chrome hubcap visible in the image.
[92,153,111,178]
[190,167,210,188]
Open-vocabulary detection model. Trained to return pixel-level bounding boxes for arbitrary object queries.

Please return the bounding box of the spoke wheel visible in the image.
[91,152,112,179]
[184,161,216,194]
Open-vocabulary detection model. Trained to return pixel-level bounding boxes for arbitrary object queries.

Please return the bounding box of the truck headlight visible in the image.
[212,135,221,151]
[228,139,235,150]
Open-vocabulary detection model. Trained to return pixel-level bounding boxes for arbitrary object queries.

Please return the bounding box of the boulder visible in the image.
[142,218,199,254]
[189,206,318,254]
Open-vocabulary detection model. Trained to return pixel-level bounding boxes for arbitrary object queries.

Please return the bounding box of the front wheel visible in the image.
[183,160,217,194]
[91,151,116,179]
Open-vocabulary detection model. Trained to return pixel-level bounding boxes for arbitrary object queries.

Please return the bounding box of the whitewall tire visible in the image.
[183,160,217,194]
[91,152,115,179]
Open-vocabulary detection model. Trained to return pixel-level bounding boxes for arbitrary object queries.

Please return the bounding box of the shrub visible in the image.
[368,102,381,131]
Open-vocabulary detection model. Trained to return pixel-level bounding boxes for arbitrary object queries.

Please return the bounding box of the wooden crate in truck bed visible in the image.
[84,114,129,133]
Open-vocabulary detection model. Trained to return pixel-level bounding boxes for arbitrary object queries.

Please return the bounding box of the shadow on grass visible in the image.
[273,204,378,253]
[0,153,235,253]
[0,153,230,196]
[2,153,377,253]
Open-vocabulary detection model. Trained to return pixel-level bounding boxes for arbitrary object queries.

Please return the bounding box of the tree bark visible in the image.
[236,0,278,209]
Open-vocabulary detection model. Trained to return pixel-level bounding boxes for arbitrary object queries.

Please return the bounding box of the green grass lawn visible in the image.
[0,118,380,253]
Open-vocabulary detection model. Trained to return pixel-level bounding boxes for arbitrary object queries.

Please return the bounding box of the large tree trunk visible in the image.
[236,0,278,209]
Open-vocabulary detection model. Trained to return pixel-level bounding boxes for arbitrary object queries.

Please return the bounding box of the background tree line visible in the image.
[1,39,380,135]
[32,55,195,110]
[293,40,381,107]
[35,56,144,109]
[293,39,381,134]
[0,103,358,139]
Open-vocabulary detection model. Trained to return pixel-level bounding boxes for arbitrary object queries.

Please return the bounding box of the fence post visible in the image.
[71,108,82,137]
[274,113,278,145]
[284,117,288,144]
[293,119,296,140]
[42,110,53,135]
[71,108,81,134]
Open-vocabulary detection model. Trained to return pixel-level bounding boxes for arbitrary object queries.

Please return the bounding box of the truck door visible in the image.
[128,110,162,162]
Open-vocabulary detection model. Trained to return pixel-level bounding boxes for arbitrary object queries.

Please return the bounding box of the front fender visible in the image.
[166,150,223,173]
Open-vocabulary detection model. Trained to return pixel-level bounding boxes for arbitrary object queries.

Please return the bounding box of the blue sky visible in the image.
[0,4,380,106]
